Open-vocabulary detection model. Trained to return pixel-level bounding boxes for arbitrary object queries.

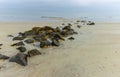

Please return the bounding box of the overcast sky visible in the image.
[0,0,120,18]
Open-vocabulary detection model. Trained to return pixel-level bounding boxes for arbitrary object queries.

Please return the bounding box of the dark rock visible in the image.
[55,27,61,32]
[87,21,95,25]
[9,53,28,66]
[62,23,65,25]
[0,44,3,46]
[18,32,26,37]
[76,20,80,23]
[51,39,60,46]
[68,37,75,40]
[77,25,81,28]
[63,25,71,31]
[52,33,65,41]
[8,35,14,37]
[24,30,36,37]
[28,49,41,57]
[0,54,9,60]
[32,26,55,34]
[11,41,25,46]
[24,39,34,44]
[40,40,51,48]
[68,23,72,26]
[16,47,27,52]
[13,36,25,41]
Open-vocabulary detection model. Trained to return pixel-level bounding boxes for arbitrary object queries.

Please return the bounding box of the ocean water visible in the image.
[0,12,120,22]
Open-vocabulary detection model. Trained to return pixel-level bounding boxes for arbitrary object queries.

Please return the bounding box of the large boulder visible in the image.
[9,53,28,66]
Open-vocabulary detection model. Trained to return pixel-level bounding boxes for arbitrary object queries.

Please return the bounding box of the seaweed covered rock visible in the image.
[9,53,28,66]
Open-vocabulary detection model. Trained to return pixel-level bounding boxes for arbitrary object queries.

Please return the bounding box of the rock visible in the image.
[11,41,25,46]
[16,47,27,52]
[8,35,14,37]
[0,54,9,60]
[13,36,25,41]
[0,44,3,46]
[32,26,55,34]
[68,37,75,40]
[63,25,71,31]
[24,30,36,37]
[68,23,72,26]
[28,49,41,57]
[18,32,26,37]
[52,33,65,41]
[51,39,60,46]
[87,21,95,25]
[62,23,65,25]
[76,20,80,23]
[40,40,51,48]
[9,53,28,66]
[55,27,61,32]
[77,25,81,28]
[24,39,34,44]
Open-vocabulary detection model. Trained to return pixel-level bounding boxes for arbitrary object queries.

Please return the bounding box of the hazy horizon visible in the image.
[0,0,120,21]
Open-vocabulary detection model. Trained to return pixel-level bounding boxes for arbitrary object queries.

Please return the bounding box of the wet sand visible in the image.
[0,22,120,77]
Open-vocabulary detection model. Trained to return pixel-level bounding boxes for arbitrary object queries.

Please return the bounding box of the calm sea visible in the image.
[0,12,120,22]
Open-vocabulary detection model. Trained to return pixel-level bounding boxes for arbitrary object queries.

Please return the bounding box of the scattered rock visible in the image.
[28,49,41,57]
[52,33,65,41]
[62,23,65,25]
[77,25,81,28]
[9,53,28,66]
[0,44,3,46]
[76,20,80,23]
[11,41,25,46]
[68,37,75,40]
[40,40,51,48]
[52,39,60,46]
[16,47,27,52]
[24,39,34,44]
[87,21,95,25]
[13,36,25,41]
[0,54,9,60]
[68,23,72,26]
[8,35,14,37]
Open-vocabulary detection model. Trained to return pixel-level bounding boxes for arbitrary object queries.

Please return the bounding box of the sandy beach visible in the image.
[0,22,120,77]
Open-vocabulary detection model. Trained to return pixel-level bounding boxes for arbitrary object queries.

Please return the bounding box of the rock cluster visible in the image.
[0,23,79,66]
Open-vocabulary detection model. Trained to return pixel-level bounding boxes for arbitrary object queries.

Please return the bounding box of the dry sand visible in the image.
[0,22,120,77]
